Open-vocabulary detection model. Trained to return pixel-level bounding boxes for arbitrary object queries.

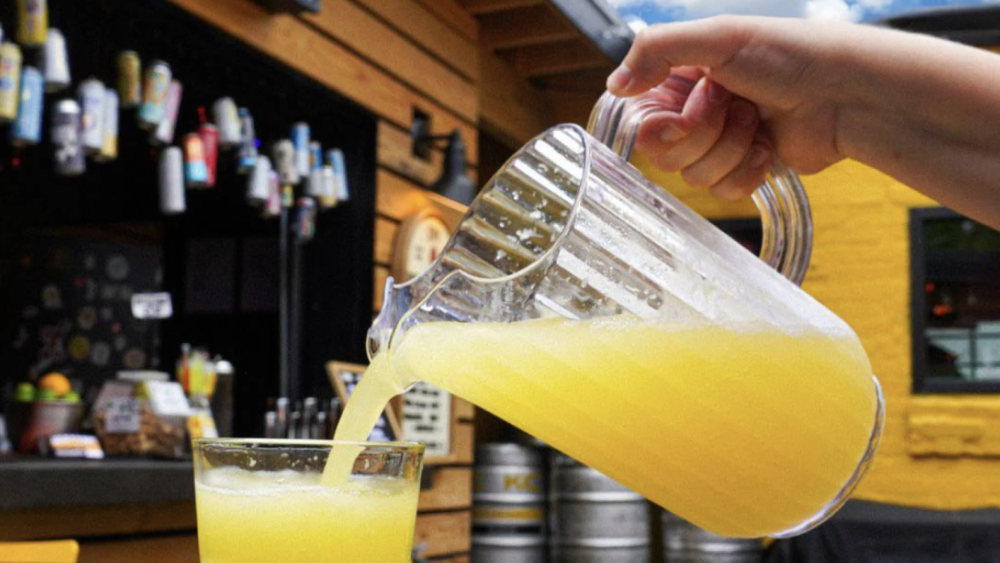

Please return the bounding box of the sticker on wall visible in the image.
[84,254,97,271]
[77,306,96,330]
[41,284,63,310]
[90,341,111,367]
[114,334,128,352]
[106,255,129,281]
[85,277,97,301]
[22,305,39,319]
[67,335,91,361]
[99,306,113,321]
[123,348,147,369]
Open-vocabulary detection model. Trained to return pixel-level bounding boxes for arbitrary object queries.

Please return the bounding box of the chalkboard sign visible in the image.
[326,361,401,442]
[0,230,163,384]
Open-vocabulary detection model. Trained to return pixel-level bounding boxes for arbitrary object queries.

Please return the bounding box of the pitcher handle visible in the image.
[587,91,812,286]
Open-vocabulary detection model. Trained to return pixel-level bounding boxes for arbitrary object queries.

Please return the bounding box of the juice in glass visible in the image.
[194,440,423,563]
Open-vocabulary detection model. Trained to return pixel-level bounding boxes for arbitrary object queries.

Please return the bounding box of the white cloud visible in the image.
[805,0,863,20]
[605,0,806,18]
[605,0,918,20]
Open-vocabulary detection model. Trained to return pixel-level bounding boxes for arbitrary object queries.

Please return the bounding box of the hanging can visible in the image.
[97,90,119,161]
[11,65,43,146]
[291,122,310,177]
[117,51,142,107]
[52,99,85,176]
[152,80,183,145]
[273,139,299,185]
[199,123,219,187]
[262,170,281,218]
[327,148,350,202]
[42,28,70,92]
[247,155,272,204]
[159,147,186,215]
[213,97,241,148]
[138,60,171,130]
[16,0,48,46]
[0,43,23,122]
[294,197,317,242]
[78,78,106,154]
[184,133,209,188]
[237,107,258,173]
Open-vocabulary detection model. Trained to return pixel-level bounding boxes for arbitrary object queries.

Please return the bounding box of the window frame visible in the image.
[910,207,1000,394]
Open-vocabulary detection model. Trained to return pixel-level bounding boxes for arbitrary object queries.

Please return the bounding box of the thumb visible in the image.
[608,17,754,97]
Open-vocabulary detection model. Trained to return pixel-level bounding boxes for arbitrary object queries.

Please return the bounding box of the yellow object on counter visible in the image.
[0,540,79,563]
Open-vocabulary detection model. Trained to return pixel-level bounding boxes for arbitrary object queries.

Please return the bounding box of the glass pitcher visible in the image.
[368,92,885,539]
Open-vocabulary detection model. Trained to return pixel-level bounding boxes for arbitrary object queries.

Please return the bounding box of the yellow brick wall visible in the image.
[635,153,1000,510]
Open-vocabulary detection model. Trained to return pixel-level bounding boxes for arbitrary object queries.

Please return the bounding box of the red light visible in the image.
[925,283,936,293]
[933,304,953,316]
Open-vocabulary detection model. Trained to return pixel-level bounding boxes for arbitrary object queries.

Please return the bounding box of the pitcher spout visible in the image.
[368,276,411,361]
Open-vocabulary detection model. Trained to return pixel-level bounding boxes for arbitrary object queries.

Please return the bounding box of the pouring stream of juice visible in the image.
[323,314,877,539]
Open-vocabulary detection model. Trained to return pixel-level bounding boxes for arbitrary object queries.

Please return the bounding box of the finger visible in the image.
[638,77,732,172]
[681,98,760,188]
[710,143,772,200]
[607,17,753,97]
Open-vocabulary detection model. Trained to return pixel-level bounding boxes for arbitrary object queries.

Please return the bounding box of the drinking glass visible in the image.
[194,439,424,563]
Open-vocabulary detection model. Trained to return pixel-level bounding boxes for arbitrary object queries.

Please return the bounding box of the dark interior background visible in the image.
[0,0,378,437]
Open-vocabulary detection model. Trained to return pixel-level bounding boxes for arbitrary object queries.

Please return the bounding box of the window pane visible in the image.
[921,215,1000,387]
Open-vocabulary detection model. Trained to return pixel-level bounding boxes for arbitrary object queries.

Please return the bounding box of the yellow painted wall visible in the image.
[635,153,1000,510]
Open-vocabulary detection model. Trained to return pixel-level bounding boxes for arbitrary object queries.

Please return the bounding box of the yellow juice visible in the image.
[196,467,419,563]
[336,314,878,538]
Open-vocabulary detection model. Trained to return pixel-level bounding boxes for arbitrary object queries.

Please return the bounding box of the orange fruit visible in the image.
[39,372,72,397]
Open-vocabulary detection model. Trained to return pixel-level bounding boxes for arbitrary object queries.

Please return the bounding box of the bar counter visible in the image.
[0,457,198,563]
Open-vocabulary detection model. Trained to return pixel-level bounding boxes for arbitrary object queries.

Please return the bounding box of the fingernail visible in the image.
[749,146,770,169]
[607,66,634,92]
[707,80,728,104]
[659,124,686,144]
[733,100,757,127]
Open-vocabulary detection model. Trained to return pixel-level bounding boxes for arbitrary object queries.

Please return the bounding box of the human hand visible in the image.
[608,16,856,199]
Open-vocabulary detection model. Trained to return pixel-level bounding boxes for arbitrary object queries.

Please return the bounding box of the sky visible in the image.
[608,0,1000,24]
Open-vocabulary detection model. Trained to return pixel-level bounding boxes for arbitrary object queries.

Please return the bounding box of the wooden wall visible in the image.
[634,152,1000,512]
[165,0,484,559]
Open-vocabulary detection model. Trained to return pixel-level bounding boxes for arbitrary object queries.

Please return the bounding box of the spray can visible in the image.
[0,43,23,122]
[262,170,281,218]
[247,156,272,204]
[97,90,119,161]
[238,108,258,173]
[152,80,182,145]
[52,99,85,176]
[184,133,209,188]
[117,51,142,108]
[138,60,171,130]
[159,147,186,215]
[273,139,299,186]
[295,198,318,242]
[11,65,43,146]
[319,166,338,209]
[327,148,350,202]
[308,141,322,170]
[78,79,106,154]
[213,97,240,148]
[43,28,69,92]
[305,166,324,198]
[16,0,48,47]
[291,122,310,178]
[199,123,219,187]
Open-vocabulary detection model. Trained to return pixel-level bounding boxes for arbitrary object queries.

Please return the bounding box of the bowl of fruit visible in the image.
[10,373,84,454]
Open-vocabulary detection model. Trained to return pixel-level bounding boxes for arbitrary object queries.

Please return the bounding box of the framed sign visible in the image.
[402,382,452,457]
[326,361,402,441]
